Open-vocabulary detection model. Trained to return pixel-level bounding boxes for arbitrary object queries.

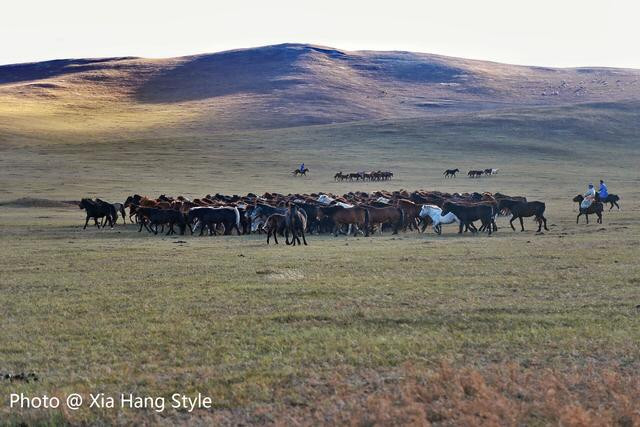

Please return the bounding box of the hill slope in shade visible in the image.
[1,43,640,138]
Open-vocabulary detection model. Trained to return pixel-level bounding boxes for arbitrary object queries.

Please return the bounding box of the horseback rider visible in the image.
[598,180,608,200]
[581,183,596,209]
[299,163,305,172]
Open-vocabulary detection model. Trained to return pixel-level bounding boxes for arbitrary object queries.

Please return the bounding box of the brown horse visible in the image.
[363,206,404,236]
[396,199,421,232]
[285,204,308,246]
[316,206,367,237]
[573,195,603,224]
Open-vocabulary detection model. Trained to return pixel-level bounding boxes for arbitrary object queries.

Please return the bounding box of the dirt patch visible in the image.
[256,268,304,282]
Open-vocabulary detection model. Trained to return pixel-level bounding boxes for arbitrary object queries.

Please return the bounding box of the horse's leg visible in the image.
[585,214,589,224]
[94,218,100,228]
[576,213,581,224]
[458,222,464,234]
[509,216,516,231]
[301,229,308,246]
[83,216,90,229]
[519,216,525,232]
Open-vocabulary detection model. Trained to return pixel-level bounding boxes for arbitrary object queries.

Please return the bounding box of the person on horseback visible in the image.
[598,180,608,200]
[299,163,305,173]
[581,183,596,209]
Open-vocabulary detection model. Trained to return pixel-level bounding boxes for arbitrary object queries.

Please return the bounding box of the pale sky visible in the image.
[1,0,638,68]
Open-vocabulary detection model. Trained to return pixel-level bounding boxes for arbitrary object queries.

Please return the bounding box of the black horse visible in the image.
[497,199,548,232]
[441,201,493,235]
[573,195,603,224]
[187,207,241,236]
[599,193,621,210]
[443,168,459,178]
[79,198,114,229]
[292,168,309,176]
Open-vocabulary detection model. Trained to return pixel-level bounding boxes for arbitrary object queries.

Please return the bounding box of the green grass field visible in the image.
[1,102,640,424]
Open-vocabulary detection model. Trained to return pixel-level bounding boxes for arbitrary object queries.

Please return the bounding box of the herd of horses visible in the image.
[79,186,624,245]
[443,168,499,178]
[334,171,394,181]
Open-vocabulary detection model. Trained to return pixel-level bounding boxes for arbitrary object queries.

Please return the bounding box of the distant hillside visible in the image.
[1,43,640,139]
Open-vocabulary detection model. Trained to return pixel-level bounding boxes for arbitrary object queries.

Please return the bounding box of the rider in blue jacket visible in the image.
[599,180,608,199]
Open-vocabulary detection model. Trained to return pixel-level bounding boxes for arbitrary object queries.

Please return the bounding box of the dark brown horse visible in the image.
[363,206,404,236]
[396,199,421,232]
[285,205,308,246]
[497,199,548,232]
[443,168,459,178]
[573,195,603,224]
[263,214,287,244]
[316,206,367,237]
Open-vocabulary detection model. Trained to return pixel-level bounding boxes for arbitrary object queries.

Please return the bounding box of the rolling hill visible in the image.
[1,43,640,141]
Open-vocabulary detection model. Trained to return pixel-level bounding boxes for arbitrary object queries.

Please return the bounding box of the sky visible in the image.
[1,0,638,68]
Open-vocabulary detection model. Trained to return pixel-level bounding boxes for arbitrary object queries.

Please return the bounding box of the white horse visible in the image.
[317,194,335,205]
[419,204,461,235]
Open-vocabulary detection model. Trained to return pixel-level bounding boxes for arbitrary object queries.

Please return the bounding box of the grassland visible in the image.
[1,97,640,424]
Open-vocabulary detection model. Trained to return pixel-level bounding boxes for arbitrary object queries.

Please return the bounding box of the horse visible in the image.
[334,172,347,181]
[249,203,288,232]
[573,195,603,224]
[79,198,114,229]
[395,199,421,232]
[316,205,367,237]
[599,194,621,210]
[468,170,483,178]
[292,167,309,176]
[363,206,404,236]
[136,206,186,235]
[285,205,308,246]
[443,168,459,178]
[187,207,241,235]
[441,201,493,235]
[262,214,287,244]
[96,198,126,224]
[497,199,548,232]
[419,204,461,234]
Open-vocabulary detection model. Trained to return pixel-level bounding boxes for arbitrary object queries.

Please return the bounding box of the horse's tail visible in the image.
[234,207,240,230]
[364,208,370,237]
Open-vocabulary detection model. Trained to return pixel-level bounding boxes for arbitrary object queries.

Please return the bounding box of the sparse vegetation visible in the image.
[1,45,639,424]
